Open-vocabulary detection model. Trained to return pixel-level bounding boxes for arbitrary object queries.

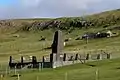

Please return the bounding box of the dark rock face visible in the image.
[1,14,120,32]
[21,19,93,31]
[0,19,102,31]
[31,20,61,30]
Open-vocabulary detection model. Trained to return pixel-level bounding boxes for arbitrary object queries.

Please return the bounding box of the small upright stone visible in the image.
[42,56,45,62]
[32,56,37,68]
[63,53,67,61]
[50,53,53,62]
[97,54,100,60]
[21,56,24,63]
[20,56,24,68]
[9,56,12,67]
[9,56,12,64]
[107,53,111,59]
[32,56,37,63]
[75,54,78,60]
[86,53,89,60]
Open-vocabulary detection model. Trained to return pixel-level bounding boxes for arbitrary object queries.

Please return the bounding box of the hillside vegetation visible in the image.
[0,9,120,33]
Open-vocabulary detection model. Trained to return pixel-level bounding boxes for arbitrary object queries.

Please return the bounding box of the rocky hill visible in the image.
[1,9,120,32]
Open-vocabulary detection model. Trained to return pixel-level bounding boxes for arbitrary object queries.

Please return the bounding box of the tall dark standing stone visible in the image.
[51,30,64,61]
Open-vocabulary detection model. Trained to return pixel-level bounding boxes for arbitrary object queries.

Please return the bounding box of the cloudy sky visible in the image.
[0,0,120,19]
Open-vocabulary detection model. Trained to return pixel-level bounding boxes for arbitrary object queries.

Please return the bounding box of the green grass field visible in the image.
[1,58,120,80]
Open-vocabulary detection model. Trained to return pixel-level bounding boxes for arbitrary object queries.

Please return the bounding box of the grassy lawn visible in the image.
[1,58,120,80]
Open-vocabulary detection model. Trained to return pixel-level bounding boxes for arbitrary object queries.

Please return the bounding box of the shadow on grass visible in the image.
[116,67,120,69]
[85,63,96,67]
[11,74,21,77]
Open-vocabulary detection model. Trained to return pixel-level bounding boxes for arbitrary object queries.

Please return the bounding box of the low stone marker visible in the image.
[107,53,111,59]
[75,53,78,60]
[97,54,100,60]
[86,53,90,60]
[63,53,67,61]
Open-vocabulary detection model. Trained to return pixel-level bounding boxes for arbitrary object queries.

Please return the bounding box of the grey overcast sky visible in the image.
[0,0,120,19]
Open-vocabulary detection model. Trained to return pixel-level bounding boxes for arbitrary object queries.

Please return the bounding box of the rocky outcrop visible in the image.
[31,20,61,30]
[0,20,13,27]
[1,9,120,32]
